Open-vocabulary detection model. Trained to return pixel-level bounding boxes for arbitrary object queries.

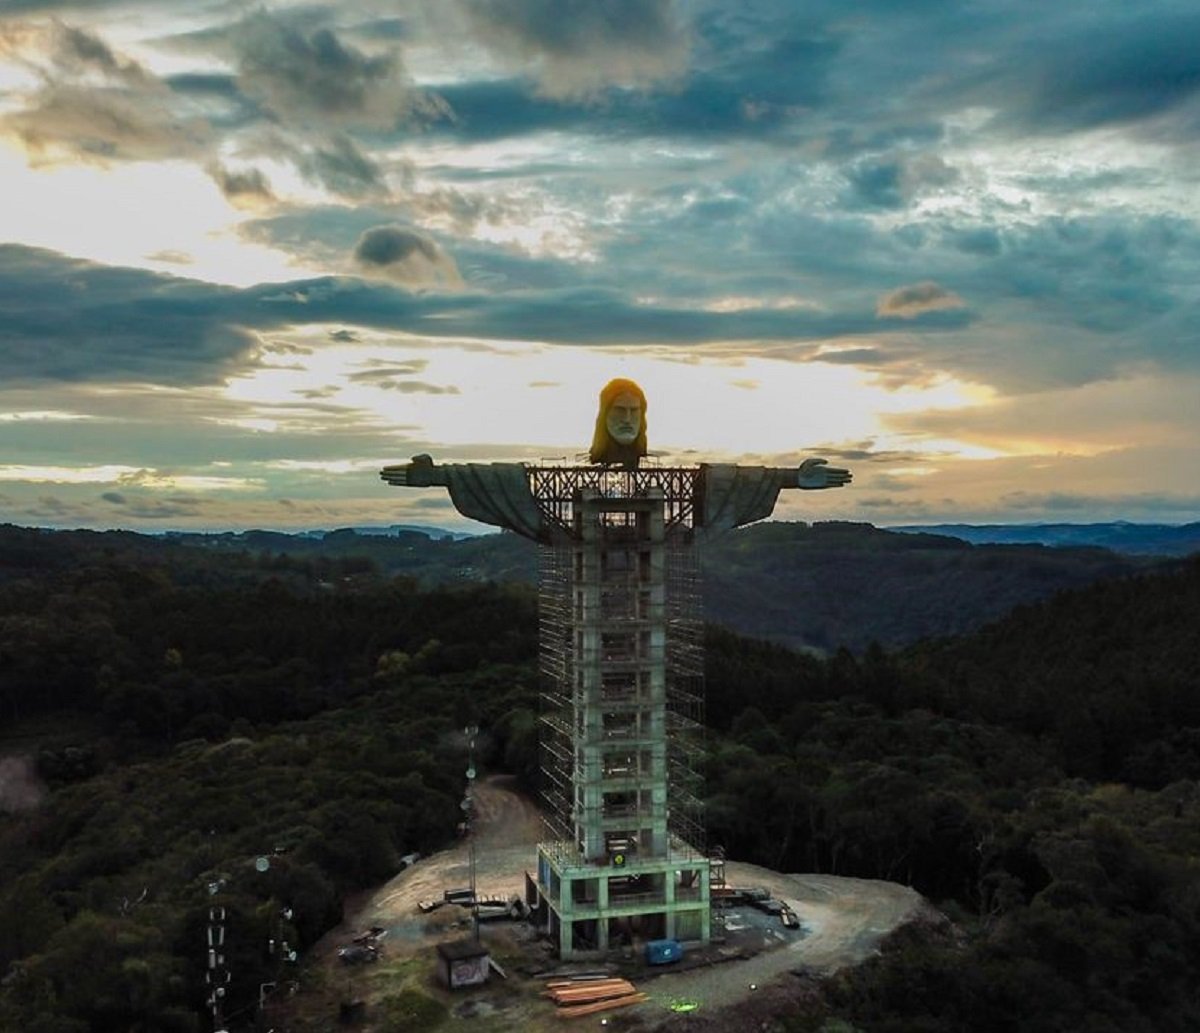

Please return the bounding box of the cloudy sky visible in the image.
[2,0,1199,532]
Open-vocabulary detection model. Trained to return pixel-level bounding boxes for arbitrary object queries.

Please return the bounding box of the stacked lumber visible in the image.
[543,976,647,1018]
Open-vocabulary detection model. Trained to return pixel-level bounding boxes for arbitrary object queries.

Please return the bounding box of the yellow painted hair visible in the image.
[589,378,648,464]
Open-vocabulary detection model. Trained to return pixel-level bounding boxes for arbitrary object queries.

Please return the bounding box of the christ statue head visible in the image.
[589,378,648,466]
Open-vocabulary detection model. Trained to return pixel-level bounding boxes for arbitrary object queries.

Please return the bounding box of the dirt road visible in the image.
[641,863,923,1014]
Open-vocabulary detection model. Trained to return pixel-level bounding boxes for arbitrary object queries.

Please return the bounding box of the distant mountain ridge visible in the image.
[890,521,1200,555]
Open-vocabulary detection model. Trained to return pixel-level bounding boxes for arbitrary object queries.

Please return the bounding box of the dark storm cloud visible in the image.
[208,163,274,206]
[942,215,1195,341]
[976,9,1200,137]
[352,225,461,286]
[355,226,440,267]
[877,282,965,319]
[842,154,960,211]
[206,11,445,130]
[462,0,688,99]
[0,245,253,384]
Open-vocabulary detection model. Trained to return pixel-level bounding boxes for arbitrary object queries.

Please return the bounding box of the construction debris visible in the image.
[336,944,378,965]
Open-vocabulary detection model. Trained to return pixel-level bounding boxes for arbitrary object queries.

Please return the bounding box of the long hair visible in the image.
[588,378,648,464]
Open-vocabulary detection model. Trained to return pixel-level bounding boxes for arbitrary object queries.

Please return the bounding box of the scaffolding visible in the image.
[538,541,574,844]
[533,468,710,957]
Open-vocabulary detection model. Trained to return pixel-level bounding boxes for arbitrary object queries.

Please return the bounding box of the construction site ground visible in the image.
[279,776,928,1032]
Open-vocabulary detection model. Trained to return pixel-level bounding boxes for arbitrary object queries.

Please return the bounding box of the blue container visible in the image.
[645,939,682,965]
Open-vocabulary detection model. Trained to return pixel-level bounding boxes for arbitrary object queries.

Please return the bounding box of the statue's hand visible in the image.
[380,454,437,487]
[797,457,852,490]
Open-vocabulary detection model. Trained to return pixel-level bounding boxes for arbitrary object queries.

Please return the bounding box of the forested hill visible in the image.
[892,520,1200,555]
[0,521,1167,654]
[1,527,1198,1030]
[701,520,1155,652]
[702,555,1200,1031]
[900,554,1200,786]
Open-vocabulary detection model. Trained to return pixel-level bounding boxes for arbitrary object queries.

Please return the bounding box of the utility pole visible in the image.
[254,854,297,1032]
[204,890,230,1033]
[463,724,479,942]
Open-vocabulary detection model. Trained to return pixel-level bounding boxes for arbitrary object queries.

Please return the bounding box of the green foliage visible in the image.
[706,560,1200,1033]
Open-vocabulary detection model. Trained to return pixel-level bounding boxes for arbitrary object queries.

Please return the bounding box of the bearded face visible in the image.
[589,378,648,466]
[605,391,642,446]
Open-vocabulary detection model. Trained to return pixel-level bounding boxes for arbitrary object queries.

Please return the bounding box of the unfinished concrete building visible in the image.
[535,480,709,957]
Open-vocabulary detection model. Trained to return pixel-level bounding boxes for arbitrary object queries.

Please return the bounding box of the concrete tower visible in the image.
[535,488,709,957]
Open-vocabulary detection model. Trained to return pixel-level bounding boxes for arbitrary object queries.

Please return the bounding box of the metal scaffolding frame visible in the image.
[535,470,707,865]
[527,465,703,533]
[538,542,575,844]
[664,529,706,856]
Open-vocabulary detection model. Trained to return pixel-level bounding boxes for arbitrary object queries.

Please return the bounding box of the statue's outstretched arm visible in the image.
[699,457,852,532]
[380,455,545,541]
[379,454,448,488]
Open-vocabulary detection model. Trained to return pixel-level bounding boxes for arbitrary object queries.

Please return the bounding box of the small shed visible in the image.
[436,939,490,990]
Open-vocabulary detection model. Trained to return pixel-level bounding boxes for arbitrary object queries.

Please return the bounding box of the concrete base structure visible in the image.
[536,842,710,957]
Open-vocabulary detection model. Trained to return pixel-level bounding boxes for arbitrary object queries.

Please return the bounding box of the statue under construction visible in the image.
[381,379,851,958]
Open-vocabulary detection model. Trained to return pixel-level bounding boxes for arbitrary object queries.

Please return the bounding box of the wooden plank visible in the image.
[544,979,628,993]
[543,975,622,988]
[549,983,636,1005]
[556,993,648,1018]
[545,978,630,991]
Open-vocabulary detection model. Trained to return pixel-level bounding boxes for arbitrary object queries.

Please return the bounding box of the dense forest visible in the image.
[68,520,1163,652]
[1,523,1198,1031]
